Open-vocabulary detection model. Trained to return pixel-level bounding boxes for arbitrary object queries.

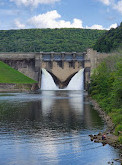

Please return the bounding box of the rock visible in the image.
[118,131,122,135]
[114,158,122,163]
[89,134,93,137]
[93,136,97,139]
[31,83,39,91]
[98,132,102,136]
[88,97,122,150]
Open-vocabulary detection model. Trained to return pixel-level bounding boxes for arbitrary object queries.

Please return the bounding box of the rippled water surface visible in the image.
[0,91,120,165]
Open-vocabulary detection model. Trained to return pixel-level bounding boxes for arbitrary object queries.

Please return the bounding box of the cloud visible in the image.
[113,0,122,14]
[13,10,117,30]
[15,20,25,29]
[97,0,110,6]
[10,0,60,7]
[86,24,104,30]
[28,10,83,28]
[96,0,122,14]
[86,23,117,30]
[109,23,117,29]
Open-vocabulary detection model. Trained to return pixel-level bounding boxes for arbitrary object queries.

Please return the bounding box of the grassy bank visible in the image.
[89,51,122,143]
[0,61,37,84]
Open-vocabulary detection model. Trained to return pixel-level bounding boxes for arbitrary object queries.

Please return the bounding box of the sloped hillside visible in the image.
[93,22,122,52]
[0,28,105,52]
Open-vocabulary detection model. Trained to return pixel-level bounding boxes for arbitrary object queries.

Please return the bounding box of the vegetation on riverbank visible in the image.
[89,49,122,143]
[0,28,105,52]
[93,22,122,53]
[0,61,37,84]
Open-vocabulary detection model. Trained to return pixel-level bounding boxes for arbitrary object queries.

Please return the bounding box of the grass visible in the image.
[0,61,37,84]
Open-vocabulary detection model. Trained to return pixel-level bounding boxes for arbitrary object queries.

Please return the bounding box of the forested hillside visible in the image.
[0,28,105,52]
[93,22,122,53]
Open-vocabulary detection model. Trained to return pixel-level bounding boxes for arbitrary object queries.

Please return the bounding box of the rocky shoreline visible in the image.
[89,97,122,163]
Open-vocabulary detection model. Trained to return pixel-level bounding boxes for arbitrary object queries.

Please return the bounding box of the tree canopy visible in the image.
[0,28,105,52]
[93,22,122,53]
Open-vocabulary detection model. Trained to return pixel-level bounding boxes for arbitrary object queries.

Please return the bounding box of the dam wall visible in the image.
[0,49,109,90]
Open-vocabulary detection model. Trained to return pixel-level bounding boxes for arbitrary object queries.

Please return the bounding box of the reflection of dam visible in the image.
[0,92,103,131]
[41,91,84,118]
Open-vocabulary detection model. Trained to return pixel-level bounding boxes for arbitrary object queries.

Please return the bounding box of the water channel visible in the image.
[0,91,121,165]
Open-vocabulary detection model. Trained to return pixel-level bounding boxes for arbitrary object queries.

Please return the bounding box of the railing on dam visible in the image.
[0,52,86,62]
[40,52,85,62]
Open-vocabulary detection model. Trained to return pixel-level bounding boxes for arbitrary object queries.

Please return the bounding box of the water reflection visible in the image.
[41,91,55,115]
[0,91,101,132]
[0,91,121,165]
[68,91,84,113]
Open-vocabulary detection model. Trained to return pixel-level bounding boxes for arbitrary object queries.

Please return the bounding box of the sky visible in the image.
[0,0,122,30]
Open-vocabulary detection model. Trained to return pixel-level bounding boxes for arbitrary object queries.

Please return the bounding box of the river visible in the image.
[0,91,121,165]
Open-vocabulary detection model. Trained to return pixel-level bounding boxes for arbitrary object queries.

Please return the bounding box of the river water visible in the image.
[0,91,120,165]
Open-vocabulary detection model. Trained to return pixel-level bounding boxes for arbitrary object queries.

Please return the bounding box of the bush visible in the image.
[118,136,122,144]
[115,124,122,136]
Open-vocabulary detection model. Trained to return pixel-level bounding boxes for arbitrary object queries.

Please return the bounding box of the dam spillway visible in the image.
[41,68,84,90]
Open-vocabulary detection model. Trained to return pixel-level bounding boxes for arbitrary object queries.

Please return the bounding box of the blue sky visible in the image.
[0,0,122,30]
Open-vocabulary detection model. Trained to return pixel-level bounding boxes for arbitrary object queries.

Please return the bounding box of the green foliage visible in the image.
[109,109,122,126]
[93,22,122,52]
[90,54,122,142]
[114,124,122,135]
[0,28,105,52]
[118,136,122,143]
[0,61,37,84]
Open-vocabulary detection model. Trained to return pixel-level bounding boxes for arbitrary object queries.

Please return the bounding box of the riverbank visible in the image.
[89,97,122,163]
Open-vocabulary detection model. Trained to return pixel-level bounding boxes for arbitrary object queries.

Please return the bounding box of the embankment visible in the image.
[0,61,39,92]
[89,97,122,163]
[0,83,39,92]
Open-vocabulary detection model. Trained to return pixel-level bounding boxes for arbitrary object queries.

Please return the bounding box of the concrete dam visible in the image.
[0,50,96,90]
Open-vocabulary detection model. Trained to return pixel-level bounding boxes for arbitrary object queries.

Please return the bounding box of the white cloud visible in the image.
[86,24,104,30]
[109,23,117,29]
[97,0,110,6]
[10,0,60,7]
[28,10,83,28]
[97,0,122,14]
[15,20,25,29]
[12,11,117,31]
[113,0,122,14]
[86,23,117,30]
